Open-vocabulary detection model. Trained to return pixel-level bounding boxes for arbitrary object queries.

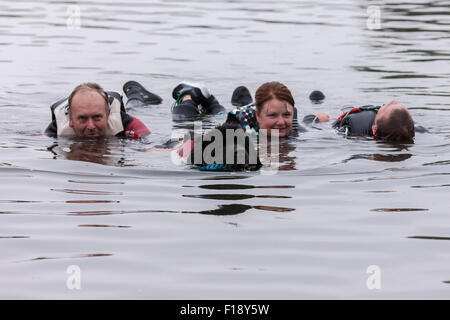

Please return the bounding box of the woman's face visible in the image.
[255,98,294,137]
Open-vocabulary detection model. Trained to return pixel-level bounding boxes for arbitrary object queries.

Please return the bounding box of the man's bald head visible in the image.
[68,83,109,115]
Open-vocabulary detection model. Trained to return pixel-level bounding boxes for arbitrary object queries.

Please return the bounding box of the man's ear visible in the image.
[372,124,377,137]
[69,115,73,128]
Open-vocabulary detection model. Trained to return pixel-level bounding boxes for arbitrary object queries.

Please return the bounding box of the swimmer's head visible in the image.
[68,83,110,138]
[372,101,415,142]
[309,90,325,103]
[254,82,295,138]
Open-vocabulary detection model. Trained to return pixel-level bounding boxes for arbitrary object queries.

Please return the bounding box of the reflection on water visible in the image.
[47,139,127,166]
[423,160,450,166]
[276,140,297,171]
[67,180,125,185]
[0,236,29,239]
[66,200,119,203]
[68,209,178,216]
[183,194,291,200]
[410,184,450,189]
[183,204,252,216]
[183,203,294,215]
[199,175,250,180]
[51,189,123,196]
[195,184,295,190]
[21,253,113,263]
[252,205,295,212]
[181,181,295,215]
[343,153,412,162]
[78,224,131,228]
[371,208,429,212]
[408,236,450,241]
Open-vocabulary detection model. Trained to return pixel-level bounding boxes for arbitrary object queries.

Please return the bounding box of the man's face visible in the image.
[69,90,110,138]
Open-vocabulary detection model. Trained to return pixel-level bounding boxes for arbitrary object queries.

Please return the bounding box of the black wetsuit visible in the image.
[172,96,225,117]
[332,105,379,136]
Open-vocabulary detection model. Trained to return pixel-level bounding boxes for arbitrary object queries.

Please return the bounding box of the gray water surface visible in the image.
[0,0,449,299]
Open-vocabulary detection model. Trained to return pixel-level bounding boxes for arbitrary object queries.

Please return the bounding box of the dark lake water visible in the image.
[0,0,449,299]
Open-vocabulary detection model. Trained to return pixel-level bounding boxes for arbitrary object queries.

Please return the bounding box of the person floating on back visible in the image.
[303,100,419,142]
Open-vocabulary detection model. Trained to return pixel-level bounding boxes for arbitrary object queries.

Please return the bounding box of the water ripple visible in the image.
[408,236,450,241]
[18,253,113,263]
[51,189,123,196]
[371,208,429,213]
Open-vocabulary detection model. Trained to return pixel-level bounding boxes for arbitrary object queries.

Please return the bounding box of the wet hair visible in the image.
[68,82,109,114]
[375,108,415,142]
[189,121,262,171]
[254,81,295,114]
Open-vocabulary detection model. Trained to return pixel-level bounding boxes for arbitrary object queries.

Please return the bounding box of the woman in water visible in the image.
[171,81,304,138]
[226,81,301,138]
[169,81,302,171]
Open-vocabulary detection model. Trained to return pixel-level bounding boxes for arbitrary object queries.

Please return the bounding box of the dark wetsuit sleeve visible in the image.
[291,107,307,132]
[335,110,377,136]
[346,111,376,136]
[225,112,241,126]
[302,114,318,124]
[295,123,308,133]
[120,113,151,140]
[224,111,250,132]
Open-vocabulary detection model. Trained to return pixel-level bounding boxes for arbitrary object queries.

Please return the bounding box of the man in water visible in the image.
[45,82,161,141]
[304,100,418,142]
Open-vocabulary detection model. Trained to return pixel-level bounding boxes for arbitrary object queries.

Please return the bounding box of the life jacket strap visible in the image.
[335,105,380,125]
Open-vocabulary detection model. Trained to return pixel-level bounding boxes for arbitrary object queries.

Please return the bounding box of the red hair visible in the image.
[255,82,295,113]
